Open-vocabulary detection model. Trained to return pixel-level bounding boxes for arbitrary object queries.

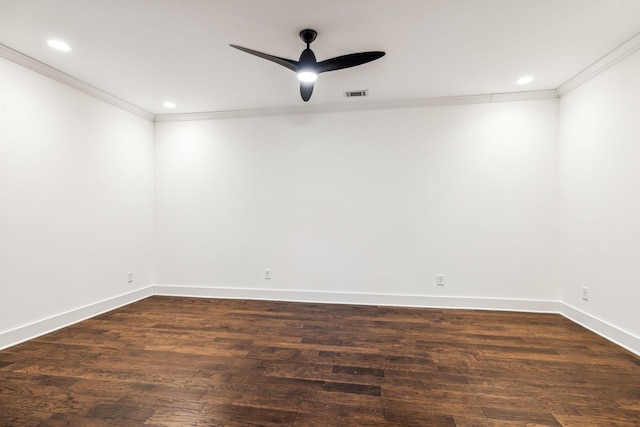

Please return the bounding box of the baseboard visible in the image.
[155,286,640,356]
[153,285,559,313]
[559,303,640,357]
[0,287,153,350]
[3,286,637,358]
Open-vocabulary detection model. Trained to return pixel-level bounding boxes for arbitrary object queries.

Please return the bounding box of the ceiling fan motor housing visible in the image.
[300,29,317,45]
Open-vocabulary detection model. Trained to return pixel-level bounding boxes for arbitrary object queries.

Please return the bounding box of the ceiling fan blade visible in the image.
[317,51,385,73]
[229,44,299,72]
[300,82,314,102]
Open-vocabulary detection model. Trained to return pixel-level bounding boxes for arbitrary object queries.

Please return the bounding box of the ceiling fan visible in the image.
[230,29,385,102]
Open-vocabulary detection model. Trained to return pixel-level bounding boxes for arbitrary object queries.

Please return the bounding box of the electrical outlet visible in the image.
[582,286,589,301]
[436,274,445,286]
[128,271,134,283]
[264,269,271,280]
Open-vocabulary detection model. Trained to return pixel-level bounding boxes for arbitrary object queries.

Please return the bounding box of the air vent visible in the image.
[344,90,368,98]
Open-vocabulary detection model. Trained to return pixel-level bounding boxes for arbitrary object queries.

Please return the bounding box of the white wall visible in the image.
[3,43,638,352]
[3,37,639,353]
[559,50,640,338]
[0,58,154,334]
[155,100,559,302]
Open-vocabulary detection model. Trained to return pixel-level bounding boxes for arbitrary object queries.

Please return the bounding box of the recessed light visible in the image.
[163,101,177,109]
[516,75,534,85]
[47,39,72,52]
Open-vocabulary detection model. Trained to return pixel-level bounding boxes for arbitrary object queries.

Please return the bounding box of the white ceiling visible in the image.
[1,0,640,115]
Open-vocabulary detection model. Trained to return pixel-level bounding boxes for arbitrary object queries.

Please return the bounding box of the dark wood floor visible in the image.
[0,296,639,426]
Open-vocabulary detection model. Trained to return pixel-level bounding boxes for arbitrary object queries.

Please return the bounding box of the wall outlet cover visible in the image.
[582,286,589,301]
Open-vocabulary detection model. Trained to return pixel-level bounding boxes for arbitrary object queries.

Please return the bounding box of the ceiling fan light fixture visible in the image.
[297,71,318,83]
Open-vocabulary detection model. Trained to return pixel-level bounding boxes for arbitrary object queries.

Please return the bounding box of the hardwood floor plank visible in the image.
[85,403,155,422]
[1,296,639,426]
[332,365,385,377]
[383,408,457,426]
[482,406,561,426]
[0,407,53,427]
[37,412,157,427]
[199,402,298,426]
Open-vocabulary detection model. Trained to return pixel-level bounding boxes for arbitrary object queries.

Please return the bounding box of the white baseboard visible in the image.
[0,287,153,350]
[155,286,639,356]
[3,285,638,358]
[559,303,640,357]
[153,285,559,313]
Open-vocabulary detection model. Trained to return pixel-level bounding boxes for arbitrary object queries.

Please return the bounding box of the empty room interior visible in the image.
[1,1,640,425]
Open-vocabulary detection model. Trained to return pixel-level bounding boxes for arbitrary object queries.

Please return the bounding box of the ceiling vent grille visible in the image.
[344,90,368,98]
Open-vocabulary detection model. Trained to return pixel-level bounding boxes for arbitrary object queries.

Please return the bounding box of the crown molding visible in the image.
[2,40,560,124]
[5,29,640,122]
[154,90,558,122]
[557,32,640,97]
[1,42,558,124]
[0,43,154,121]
